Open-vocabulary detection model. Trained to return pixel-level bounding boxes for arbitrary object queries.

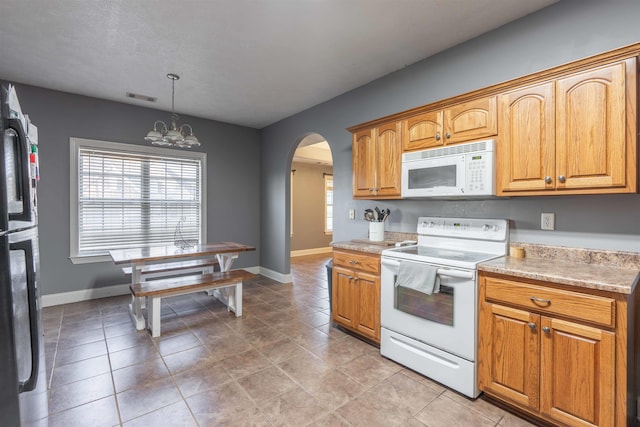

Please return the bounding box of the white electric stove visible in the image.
[380,216,509,398]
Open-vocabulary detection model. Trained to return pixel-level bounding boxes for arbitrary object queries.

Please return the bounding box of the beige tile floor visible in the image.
[38,253,537,426]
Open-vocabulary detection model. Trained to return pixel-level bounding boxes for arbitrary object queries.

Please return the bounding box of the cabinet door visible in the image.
[332,266,355,327]
[444,96,497,144]
[354,271,380,342]
[374,122,402,198]
[352,129,377,197]
[540,317,615,427]
[556,60,630,190]
[402,110,443,151]
[479,303,540,410]
[498,83,555,194]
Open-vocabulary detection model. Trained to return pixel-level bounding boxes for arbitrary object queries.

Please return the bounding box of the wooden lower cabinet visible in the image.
[332,250,380,343]
[479,272,633,427]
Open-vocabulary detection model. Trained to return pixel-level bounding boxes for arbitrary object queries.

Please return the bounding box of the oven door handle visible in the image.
[436,268,475,280]
[381,258,475,280]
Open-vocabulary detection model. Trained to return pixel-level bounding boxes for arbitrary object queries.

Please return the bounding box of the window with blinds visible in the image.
[70,138,206,260]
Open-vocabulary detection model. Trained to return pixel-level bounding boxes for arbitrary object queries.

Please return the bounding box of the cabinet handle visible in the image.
[368,188,373,192]
[544,176,552,184]
[353,277,359,282]
[530,296,551,305]
[445,132,451,139]
[435,133,441,141]
[558,175,566,183]
[542,326,551,334]
[349,260,359,264]
[528,322,536,330]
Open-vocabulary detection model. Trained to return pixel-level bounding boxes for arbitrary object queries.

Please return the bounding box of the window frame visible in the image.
[324,173,333,235]
[69,138,207,264]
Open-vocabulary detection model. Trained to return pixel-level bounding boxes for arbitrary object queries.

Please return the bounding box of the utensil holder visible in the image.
[369,221,385,242]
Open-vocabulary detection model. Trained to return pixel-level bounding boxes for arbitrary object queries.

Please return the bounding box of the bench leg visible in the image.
[129,294,146,331]
[148,297,162,338]
[233,281,242,317]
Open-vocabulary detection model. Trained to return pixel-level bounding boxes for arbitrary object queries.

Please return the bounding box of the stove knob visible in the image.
[428,221,435,228]
[493,225,500,232]
[482,224,490,231]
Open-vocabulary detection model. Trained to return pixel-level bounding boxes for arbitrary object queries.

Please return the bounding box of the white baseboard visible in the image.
[290,247,332,257]
[258,267,292,283]
[41,266,293,307]
[42,283,130,307]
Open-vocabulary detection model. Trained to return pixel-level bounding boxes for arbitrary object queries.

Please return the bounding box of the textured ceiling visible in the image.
[0,0,557,128]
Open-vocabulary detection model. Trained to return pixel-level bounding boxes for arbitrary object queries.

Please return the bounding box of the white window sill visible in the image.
[69,254,113,264]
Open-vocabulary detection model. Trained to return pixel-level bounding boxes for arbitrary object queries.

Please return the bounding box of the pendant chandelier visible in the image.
[144,73,200,148]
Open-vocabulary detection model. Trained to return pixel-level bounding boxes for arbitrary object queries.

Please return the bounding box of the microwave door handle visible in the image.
[436,268,475,280]
[7,118,33,223]
[11,239,39,392]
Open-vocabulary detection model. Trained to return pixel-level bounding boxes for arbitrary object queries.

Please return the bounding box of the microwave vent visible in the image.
[403,139,495,161]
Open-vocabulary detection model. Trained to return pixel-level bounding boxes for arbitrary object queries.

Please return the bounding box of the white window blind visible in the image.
[71,139,205,259]
[324,175,333,234]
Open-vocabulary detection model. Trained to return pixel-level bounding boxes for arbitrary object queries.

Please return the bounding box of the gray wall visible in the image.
[260,0,640,275]
[291,162,333,251]
[8,84,261,296]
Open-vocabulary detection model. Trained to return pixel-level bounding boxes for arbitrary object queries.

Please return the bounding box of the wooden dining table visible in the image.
[109,241,256,331]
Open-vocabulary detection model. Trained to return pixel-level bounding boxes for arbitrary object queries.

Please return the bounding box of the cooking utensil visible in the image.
[375,207,382,221]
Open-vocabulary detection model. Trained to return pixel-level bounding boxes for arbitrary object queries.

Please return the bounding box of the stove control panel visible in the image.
[417,216,508,241]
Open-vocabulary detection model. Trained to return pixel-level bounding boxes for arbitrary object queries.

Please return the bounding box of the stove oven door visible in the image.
[380,256,476,361]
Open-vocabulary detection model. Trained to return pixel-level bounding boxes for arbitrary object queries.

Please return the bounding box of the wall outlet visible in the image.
[541,213,555,230]
[348,209,355,220]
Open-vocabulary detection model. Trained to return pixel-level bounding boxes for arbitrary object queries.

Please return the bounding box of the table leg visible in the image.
[210,253,242,316]
[148,297,161,337]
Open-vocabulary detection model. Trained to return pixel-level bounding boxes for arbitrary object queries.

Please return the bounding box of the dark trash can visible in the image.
[325,259,333,311]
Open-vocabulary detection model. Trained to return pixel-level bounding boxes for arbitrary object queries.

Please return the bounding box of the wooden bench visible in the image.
[130,269,255,337]
[122,258,219,278]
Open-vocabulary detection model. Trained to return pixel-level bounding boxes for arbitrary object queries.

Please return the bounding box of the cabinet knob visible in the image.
[528,322,536,330]
[435,133,441,141]
[353,277,359,282]
[374,187,379,192]
[544,176,552,184]
[542,326,551,334]
[369,188,373,192]
[558,175,566,183]
[445,132,451,139]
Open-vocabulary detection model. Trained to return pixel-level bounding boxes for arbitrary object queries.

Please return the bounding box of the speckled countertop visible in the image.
[331,232,417,255]
[479,243,640,294]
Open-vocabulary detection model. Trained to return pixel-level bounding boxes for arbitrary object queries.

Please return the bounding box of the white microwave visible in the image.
[401,139,496,198]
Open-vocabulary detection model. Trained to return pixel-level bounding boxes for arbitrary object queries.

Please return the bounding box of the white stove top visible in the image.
[381,216,509,269]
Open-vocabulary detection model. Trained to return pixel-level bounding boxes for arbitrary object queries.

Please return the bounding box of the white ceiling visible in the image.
[0,0,557,129]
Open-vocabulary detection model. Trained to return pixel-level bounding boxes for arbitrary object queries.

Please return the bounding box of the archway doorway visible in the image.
[289,133,334,258]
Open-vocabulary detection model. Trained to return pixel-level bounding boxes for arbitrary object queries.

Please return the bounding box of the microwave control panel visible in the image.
[464,152,494,195]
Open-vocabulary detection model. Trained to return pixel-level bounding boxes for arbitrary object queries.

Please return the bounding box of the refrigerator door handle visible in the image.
[10,239,39,393]
[6,118,33,223]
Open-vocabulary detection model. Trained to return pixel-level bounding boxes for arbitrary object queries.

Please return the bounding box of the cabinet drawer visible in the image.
[333,250,380,274]
[484,277,615,327]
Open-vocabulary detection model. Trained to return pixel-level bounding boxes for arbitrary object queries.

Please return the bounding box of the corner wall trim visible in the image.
[290,247,332,257]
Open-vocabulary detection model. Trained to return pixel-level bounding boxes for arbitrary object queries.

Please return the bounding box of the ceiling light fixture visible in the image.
[144,73,200,148]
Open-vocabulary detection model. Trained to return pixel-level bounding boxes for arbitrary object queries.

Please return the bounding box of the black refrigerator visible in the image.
[0,84,47,426]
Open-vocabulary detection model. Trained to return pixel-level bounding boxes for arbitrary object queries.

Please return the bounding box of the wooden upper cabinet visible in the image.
[402,110,444,151]
[498,58,637,196]
[498,82,555,194]
[352,121,401,199]
[402,96,497,152]
[352,129,376,197]
[556,61,630,190]
[444,96,497,144]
